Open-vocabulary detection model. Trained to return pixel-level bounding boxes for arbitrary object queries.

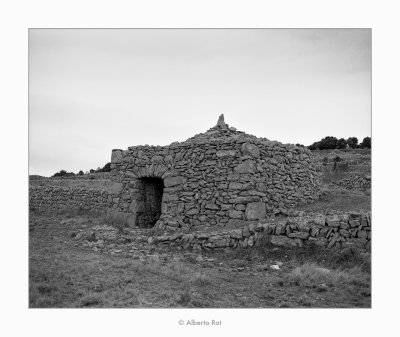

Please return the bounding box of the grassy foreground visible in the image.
[29,211,370,308]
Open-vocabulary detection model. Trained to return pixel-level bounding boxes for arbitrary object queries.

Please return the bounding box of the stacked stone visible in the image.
[110,115,321,230]
[151,211,371,251]
[29,185,111,211]
[334,174,371,191]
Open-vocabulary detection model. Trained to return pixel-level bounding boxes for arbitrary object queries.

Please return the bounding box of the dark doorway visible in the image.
[136,177,164,228]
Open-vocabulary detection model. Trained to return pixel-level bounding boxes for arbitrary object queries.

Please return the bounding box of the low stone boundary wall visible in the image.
[333,174,371,192]
[29,185,112,211]
[150,211,371,251]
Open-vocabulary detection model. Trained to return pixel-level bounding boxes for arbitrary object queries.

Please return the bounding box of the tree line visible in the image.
[51,162,111,177]
[304,136,371,151]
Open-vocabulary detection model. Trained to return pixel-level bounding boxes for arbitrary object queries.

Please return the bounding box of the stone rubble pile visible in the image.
[150,211,371,251]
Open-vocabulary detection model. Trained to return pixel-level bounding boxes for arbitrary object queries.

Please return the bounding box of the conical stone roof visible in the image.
[174,114,271,147]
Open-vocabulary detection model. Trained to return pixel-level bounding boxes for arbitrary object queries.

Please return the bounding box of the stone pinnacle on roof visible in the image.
[216,114,227,128]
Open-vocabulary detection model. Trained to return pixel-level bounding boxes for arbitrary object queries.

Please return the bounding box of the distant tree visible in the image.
[102,162,111,172]
[52,169,67,177]
[360,137,371,149]
[78,170,84,175]
[336,138,347,149]
[52,169,75,177]
[89,169,95,174]
[308,142,320,150]
[347,137,358,148]
[319,136,338,150]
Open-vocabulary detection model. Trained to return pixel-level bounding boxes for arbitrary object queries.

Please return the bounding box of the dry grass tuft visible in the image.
[190,272,212,286]
[285,263,369,288]
[76,293,104,307]
[103,211,130,232]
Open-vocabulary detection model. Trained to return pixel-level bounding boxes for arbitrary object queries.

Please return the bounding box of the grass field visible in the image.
[294,188,370,213]
[29,210,371,308]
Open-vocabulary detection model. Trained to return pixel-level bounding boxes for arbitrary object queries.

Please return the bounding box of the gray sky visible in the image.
[29,29,371,177]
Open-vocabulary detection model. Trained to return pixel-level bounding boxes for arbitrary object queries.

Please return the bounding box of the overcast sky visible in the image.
[29,29,371,177]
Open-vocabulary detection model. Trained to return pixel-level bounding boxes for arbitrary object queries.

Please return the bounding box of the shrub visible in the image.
[78,170,84,175]
[102,162,111,172]
[332,156,342,170]
[347,137,358,148]
[319,136,338,150]
[52,169,67,177]
[52,169,76,177]
[360,137,371,149]
[336,138,347,149]
[308,142,320,150]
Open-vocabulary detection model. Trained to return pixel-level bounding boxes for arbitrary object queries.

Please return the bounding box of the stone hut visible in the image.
[110,115,320,230]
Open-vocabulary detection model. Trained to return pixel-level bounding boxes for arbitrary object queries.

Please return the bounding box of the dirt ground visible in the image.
[29,211,371,308]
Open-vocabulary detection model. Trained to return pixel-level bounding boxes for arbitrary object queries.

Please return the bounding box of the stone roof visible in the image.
[118,114,302,152]
[174,114,271,147]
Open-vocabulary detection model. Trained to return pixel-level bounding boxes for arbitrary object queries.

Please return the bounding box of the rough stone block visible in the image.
[229,196,260,204]
[235,204,246,211]
[245,202,266,220]
[288,231,309,239]
[205,204,220,210]
[110,182,124,194]
[242,143,260,158]
[308,237,328,247]
[242,226,251,237]
[326,215,340,227]
[162,194,178,202]
[164,176,186,187]
[357,230,368,239]
[230,229,243,239]
[216,150,236,157]
[186,208,199,215]
[270,235,297,247]
[234,160,256,174]
[228,210,243,219]
[248,235,255,246]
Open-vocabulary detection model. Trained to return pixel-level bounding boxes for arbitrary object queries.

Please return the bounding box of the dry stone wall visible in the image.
[333,174,371,192]
[29,185,111,211]
[150,211,371,251]
[110,116,320,230]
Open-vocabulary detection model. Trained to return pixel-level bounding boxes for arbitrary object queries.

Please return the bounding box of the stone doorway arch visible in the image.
[136,177,164,228]
[126,163,171,228]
